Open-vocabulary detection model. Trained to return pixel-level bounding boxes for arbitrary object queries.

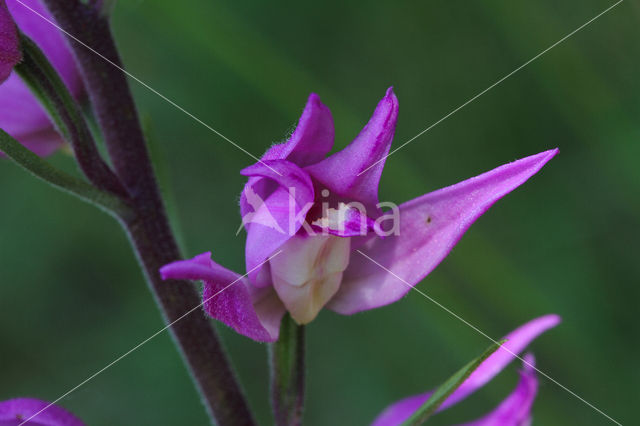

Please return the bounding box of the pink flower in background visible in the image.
[372,315,560,426]
[0,0,20,82]
[0,0,84,156]
[161,88,557,341]
[0,398,85,426]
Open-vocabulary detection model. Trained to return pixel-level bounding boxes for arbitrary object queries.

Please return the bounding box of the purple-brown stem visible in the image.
[40,1,255,424]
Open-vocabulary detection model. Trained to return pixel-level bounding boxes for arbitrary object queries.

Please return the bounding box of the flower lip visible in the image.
[270,234,351,324]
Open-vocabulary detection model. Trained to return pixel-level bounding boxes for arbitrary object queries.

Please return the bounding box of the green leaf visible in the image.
[401,340,505,426]
[268,314,306,426]
[0,130,131,217]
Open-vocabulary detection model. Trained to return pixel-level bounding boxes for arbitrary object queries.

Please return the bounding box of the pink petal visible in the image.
[456,354,538,426]
[306,87,398,213]
[261,93,334,167]
[371,315,560,426]
[160,253,286,342]
[240,159,315,286]
[238,93,333,281]
[0,398,85,426]
[0,0,20,83]
[329,149,558,314]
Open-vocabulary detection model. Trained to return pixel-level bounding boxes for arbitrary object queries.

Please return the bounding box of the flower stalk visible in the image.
[14,33,126,197]
[0,129,130,216]
[39,0,255,424]
[269,314,306,426]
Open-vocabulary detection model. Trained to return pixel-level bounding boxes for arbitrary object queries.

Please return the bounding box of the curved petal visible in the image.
[240,159,315,286]
[0,0,20,83]
[371,315,559,426]
[306,87,398,213]
[0,398,85,426]
[261,93,334,167]
[456,354,538,426]
[160,253,286,342]
[330,149,558,314]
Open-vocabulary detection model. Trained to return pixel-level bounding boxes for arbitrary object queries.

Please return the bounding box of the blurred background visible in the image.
[1,0,638,424]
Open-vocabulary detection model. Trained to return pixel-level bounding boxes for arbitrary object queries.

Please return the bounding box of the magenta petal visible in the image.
[371,315,559,426]
[306,87,398,212]
[160,253,286,342]
[456,354,538,426]
[330,149,558,314]
[0,398,85,426]
[0,0,20,83]
[239,92,332,242]
[261,93,334,167]
[240,159,315,286]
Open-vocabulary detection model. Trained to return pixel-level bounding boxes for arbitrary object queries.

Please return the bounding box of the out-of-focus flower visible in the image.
[161,88,557,341]
[0,398,85,426]
[456,354,538,426]
[371,315,560,426]
[0,0,20,82]
[0,0,84,156]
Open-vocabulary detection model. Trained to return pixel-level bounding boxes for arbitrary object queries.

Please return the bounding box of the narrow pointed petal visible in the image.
[330,149,558,314]
[456,354,538,426]
[160,253,286,342]
[306,87,398,212]
[240,159,315,286]
[371,315,559,426]
[261,93,334,167]
[0,0,20,83]
[0,398,85,425]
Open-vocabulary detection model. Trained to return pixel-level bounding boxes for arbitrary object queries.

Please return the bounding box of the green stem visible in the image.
[0,130,130,217]
[402,340,504,426]
[14,33,127,198]
[269,314,306,426]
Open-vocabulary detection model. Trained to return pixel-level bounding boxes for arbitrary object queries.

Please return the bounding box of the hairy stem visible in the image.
[15,34,127,198]
[269,315,306,426]
[41,1,255,424]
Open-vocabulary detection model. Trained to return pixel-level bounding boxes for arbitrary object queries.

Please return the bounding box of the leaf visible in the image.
[401,340,505,425]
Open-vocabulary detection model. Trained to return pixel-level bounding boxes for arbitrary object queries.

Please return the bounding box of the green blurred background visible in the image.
[1,0,638,424]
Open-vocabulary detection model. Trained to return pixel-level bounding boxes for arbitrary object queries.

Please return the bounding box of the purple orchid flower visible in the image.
[161,88,558,342]
[0,0,20,83]
[372,314,560,426]
[0,398,85,426]
[0,0,84,156]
